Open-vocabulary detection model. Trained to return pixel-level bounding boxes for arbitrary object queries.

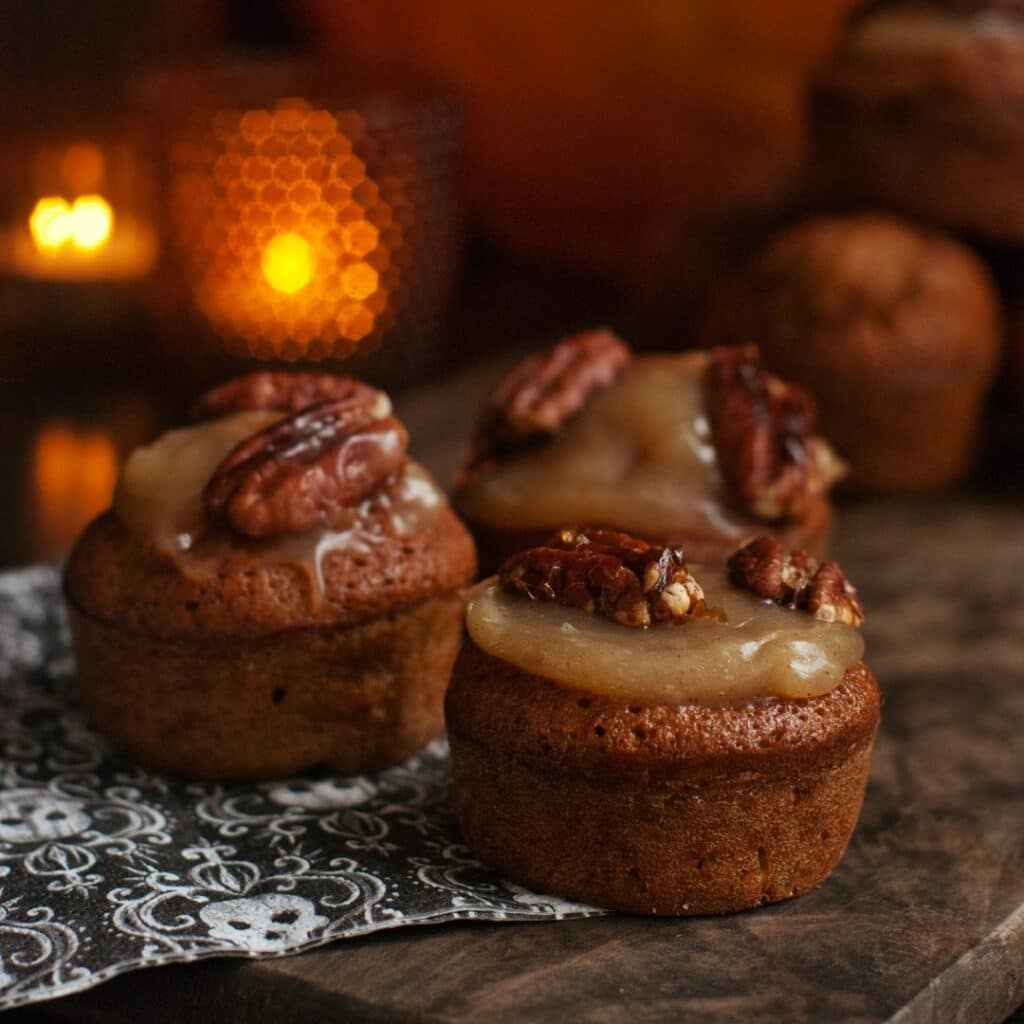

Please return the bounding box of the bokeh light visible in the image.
[28,194,114,254]
[31,422,118,558]
[68,196,114,250]
[168,97,410,359]
[261,232,315,294]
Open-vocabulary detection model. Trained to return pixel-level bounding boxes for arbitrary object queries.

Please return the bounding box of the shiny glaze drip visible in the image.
[458,353,753,542]
[465,568,865,707]
[113,412,447,601]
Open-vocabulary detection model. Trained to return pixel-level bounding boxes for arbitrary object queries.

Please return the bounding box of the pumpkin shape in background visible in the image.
[299,0,861,289]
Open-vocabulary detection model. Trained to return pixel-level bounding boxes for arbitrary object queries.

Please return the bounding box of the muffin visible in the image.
[701,214,1002,490]
[809,0,1024,243]
[448,528,880,913]
[453,330,844,573]
[64,371,477,781]
[446,528,879,916]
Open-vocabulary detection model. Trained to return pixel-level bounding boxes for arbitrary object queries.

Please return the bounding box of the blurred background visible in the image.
[1,0,1020,567]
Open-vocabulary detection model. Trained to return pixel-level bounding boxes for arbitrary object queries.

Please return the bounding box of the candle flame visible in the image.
[261,232,316,294]
[29,194,114,254]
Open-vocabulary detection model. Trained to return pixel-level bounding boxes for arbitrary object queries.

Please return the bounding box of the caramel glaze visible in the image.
[456,353,758,542]
[466,572,864,708]
[66,413,476,638]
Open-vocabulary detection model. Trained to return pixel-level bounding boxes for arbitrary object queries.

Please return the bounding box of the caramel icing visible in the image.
[457,353,753,542]
[113,411,448,597]
[465,569,865,707]
[115,411,282,550]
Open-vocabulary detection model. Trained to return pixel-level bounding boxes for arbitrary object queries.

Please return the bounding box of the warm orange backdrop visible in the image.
[300,1,860,283]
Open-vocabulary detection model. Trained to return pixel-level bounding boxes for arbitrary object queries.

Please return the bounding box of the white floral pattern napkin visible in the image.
[0,567,599,1011]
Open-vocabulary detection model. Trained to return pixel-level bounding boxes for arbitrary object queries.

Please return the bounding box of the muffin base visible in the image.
[447,645,879,916]
[68,591,465,781]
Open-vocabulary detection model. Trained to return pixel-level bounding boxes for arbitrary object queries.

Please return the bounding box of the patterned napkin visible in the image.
[0,567,599,1011]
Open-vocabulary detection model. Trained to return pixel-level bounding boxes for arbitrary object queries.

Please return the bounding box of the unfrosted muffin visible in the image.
[701,214,1002,490]
[446,528,879,916]
[65,371,477,781]
[810,0,1024,243]
[453,330,844,573]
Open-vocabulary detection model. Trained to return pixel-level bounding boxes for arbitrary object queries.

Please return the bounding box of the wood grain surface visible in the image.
[14,359,1024,1024]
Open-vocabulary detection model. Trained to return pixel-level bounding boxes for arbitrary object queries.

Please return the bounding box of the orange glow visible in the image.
[261,232,316,294]
[29,197,74,251]
[29,194,114,254]
[61,143,105,193]
[341,261,378,301]
[168,97,408,359]
[32,423,118,558]
[342,219,379,258]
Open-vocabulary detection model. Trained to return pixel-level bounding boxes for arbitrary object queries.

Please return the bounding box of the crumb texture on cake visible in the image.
[446,641,879,784]
[71,591,463,781]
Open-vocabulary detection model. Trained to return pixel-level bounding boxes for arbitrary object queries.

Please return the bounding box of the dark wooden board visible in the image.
[15,361,1024,1024]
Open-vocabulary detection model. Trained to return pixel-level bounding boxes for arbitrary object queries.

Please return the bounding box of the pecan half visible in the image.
[464,329,632,476]
[705,346,844,521]
[190,371,389,422]
[204,398,408,538]
[727,535,865,626]
[499,526,723,628]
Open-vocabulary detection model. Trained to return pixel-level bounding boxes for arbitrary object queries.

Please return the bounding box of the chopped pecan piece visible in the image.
[705,346,844,521]
[727,535,865,627]
[499,526,723,628]
[464,329,632,476]
[190,371,389,422]
[204,398,408,538]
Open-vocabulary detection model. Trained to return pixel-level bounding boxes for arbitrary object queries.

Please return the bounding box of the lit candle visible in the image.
[0,142,157,282]
[167,98,403,361]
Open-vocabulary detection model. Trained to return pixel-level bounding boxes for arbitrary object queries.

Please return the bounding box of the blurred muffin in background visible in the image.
[809,0,1024,244]
[700,214,1003,491]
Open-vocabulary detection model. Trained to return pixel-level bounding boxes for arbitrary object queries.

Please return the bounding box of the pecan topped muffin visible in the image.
[447,528,878,915]
[65,371,477,781]
[454,330,844,571]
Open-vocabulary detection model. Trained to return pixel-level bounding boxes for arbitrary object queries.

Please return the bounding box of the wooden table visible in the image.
[16,359,1024,1023]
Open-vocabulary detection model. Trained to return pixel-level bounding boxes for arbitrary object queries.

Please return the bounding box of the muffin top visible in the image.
[702,214,1002,388]
[65,372,477,639]
[454,330,843,539]
[461,528,866,711]
[450,526,874,784]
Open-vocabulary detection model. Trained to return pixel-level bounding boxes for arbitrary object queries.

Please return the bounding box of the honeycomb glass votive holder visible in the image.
[156,61,462,383]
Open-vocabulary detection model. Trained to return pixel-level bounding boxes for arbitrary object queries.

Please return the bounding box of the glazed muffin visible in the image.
[447,528,878,915]
[65,371,477,781]
[701,214,1002,490]
[809,0,1024,243]
[453,330,844,573]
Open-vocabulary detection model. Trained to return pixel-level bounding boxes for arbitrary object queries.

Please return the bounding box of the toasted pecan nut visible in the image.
[204,399,408,538]
[727,535,864,626]
[499,526,722,628]
[706,347,844,521]
[465,329,631,476]
[190,371,389,422]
